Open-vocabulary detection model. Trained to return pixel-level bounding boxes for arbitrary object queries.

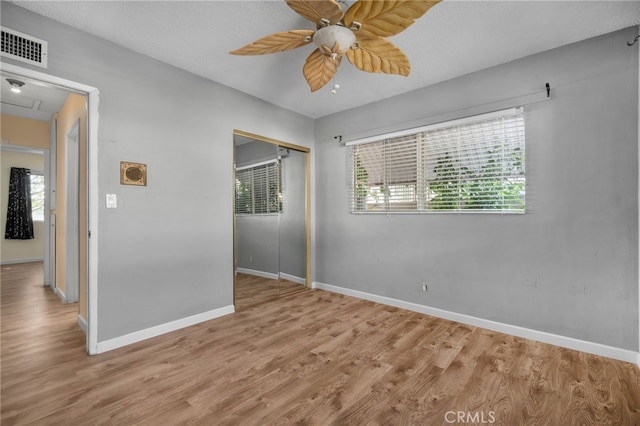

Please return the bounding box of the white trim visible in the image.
[48,117,57,288]
[637,31,640,367]
[43,149,50,286]
[236,158,278,171]
[87,86,100,355]
[279,272,306,285]
[0,257,44,265]
[0,144,50,283]
[49,117,57,210]
[237,267,279,280]
[77,314,88,334]
[48,213,56,289]
[2,63,99,96]
[312,282,640,365]
[64,119,80,304]
[0,143,46,155]
[96,305,235,354]
[53,286,66,303]
[1,63,101,356]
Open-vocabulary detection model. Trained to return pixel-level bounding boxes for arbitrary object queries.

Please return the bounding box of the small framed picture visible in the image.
[120,161,147,186]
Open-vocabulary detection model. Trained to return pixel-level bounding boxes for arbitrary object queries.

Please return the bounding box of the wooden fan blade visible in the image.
[303,48,341,92]
[230,30,314,55]
[346,36,410,76]
[286,0,344,25]
[344,0,440,38]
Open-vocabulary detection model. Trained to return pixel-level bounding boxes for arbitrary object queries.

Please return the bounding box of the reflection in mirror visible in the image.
[278,147,307,296]
[234,138,280,309]
[233,133,309,310]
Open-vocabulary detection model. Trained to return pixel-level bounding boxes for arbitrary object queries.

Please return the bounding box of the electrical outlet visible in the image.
[421,282,428,292]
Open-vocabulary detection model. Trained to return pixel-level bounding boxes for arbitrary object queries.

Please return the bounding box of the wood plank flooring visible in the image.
[235,272,308,310]
[2,262,640,425]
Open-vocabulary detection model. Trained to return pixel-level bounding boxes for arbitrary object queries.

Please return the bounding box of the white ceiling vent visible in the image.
[1,27,48,68]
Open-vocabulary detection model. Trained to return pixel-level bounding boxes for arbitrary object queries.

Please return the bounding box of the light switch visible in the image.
[106,194,117,209]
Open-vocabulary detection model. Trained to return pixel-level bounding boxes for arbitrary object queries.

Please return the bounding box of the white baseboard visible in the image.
[54,286,66,303]
[279,272,306,285]
[77,314,88,334]
[96,305,235,354]
[237,268,279,280]
[313,282,640,366]
[0,257,44,265]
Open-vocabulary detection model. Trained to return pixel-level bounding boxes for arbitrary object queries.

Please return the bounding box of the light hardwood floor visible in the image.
[235,272,308,310]
[2,262,640,425]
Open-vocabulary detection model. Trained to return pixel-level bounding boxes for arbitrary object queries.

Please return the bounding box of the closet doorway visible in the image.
[233,130,310,310]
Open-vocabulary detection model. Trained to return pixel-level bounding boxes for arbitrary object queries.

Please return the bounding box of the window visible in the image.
[30,173,45,221]
[350,108,526,213]
[235,160,282,214]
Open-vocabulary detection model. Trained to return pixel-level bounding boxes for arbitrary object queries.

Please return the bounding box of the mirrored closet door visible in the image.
[233,131,310,310]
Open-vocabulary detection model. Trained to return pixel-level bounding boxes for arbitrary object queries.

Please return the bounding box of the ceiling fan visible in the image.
[230,0,441,92]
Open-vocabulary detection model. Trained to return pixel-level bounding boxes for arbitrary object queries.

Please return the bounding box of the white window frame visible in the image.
[348,108,526,214]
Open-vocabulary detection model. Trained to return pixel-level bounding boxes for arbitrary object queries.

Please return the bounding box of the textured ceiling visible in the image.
[7,0,640,119]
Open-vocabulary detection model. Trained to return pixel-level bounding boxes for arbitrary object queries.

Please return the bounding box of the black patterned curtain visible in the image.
[5,167,34,240]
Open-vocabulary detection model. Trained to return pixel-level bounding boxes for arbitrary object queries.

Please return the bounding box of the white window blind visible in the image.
[235,160,282,214]
[349,108,526,214]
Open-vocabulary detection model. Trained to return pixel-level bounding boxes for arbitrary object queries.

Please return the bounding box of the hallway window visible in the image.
[30,173,45,221]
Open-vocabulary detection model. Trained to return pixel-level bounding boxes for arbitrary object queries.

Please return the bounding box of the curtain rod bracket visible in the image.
[335,135,344,145]
[546,82,551,98]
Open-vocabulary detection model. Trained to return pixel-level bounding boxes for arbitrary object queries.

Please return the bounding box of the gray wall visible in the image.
[236,215,279,275]
[279,149,306,280]
[2,3,314,341]
[235,140,278,169]
[314,27,639,351]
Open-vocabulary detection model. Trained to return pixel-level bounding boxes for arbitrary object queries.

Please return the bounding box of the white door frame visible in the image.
[64,119,80,304]
[2,63,100,355]
[636,38,640,368]
[0,144,48,273]
[48,117,57,289]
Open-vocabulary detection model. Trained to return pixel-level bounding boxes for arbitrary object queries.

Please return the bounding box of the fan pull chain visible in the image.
[331,78,340,94]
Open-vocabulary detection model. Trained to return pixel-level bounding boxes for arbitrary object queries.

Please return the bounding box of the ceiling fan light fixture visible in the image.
[230,0,442,92]
[313,25,356,56]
